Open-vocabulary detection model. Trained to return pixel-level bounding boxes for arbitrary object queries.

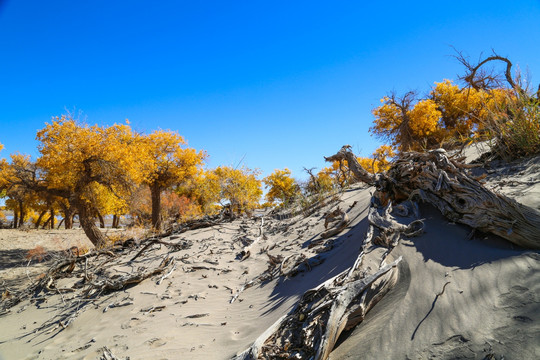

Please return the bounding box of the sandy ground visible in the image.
[0,149,539,360]
[0,186,372,360]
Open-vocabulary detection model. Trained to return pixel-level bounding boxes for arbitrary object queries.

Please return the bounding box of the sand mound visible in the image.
[1,152,539,360]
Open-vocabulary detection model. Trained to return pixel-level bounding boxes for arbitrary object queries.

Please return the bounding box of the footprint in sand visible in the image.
[120,317,144,330]
[145,337,167,348]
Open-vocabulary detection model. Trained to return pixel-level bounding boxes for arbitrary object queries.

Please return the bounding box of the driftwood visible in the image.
[234,253,402,359]
[0,230,191,336]
[326,146,540,249]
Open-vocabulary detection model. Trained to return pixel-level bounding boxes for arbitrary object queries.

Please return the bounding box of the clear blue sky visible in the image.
[1,0,539,181]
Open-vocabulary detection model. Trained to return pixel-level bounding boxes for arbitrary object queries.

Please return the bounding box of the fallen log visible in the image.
[326,146,540,249]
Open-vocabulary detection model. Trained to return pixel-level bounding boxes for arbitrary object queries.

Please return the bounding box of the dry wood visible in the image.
[327,146,540,249]
[100,346,122,360]
[235,190,421,359]
[321,207,350,239]
[236,144,539,359]
[0,226,188,334]
[240,217,265,260]
[234,257,402,360]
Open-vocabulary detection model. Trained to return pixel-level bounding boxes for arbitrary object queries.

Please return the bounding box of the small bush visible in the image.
[26,245,47,262]
[483,93,540,159]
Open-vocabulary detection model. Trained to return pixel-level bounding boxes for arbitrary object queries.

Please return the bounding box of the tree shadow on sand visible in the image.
[409,203,527,270]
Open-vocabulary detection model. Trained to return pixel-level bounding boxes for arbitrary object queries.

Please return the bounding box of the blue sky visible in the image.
[1,0,539,181]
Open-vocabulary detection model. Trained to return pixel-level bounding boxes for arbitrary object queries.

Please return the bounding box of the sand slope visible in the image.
[1,153,539,360]
[0,186,373,360]
[330,203,540,360]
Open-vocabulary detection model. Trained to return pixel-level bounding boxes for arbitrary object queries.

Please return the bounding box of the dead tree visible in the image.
[455,50,539,102]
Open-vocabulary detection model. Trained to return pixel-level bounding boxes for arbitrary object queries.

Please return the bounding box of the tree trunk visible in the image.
[35,210,47,229]
[64,208,75,229]
[112,214,120,228]
[150,184,162,231]
[59,203,75,229]
[238,146,540,360]
[64,215,72,229]
[77,201,107,248]
[13,212,18,229]
[57,217,65,229]
[97,212,105,229]
[41,216,51,229]
[18,200,24,228]
[50,208,55,229]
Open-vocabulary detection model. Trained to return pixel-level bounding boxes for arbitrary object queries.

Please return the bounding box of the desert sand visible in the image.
[0,147,539,360]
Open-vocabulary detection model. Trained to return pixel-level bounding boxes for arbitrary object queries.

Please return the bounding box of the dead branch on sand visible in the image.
[321,207,350,239]
[0,227,193,336]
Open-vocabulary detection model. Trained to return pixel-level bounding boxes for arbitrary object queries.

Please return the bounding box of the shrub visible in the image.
[483,92,540,159]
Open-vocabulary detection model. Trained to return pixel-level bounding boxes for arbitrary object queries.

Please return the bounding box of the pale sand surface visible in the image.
[0,150,539,360]
[330,204,540,359]
[0,187,372,359]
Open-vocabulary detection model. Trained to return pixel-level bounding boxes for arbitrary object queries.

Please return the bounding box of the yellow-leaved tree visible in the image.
[263,168,299,207]
[139,130,206,230]
[356,145,396,174]
[370,80,509,152]
[0,153,40,228]
[176,169,221,216]
[35,116,141,247]
[212,166,262,217]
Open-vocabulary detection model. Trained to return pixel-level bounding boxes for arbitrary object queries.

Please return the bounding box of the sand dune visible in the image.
[0,152,539,360]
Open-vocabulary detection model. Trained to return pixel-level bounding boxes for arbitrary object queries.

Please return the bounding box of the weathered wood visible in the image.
[234,257,402,360]
[328,146,540,249]
[321,207,350,239]
[234,192,417,360]
[236,145,540,359]
[240,217,264,260]
[313,258,401,360]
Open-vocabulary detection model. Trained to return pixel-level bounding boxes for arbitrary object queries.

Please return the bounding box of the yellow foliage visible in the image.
[178,166,262,216]
[356,145,396,174]
[140,130,206,189]
[371,79,516,152]
[314,160,352,190]
[263,168,298,206]
[90,182,129,216]
[176,169,221,215]
[36,116,141,196]
[315,169,335,192]
[371,99,404,149]
[407,99,441,137]
[213,166,262,215]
